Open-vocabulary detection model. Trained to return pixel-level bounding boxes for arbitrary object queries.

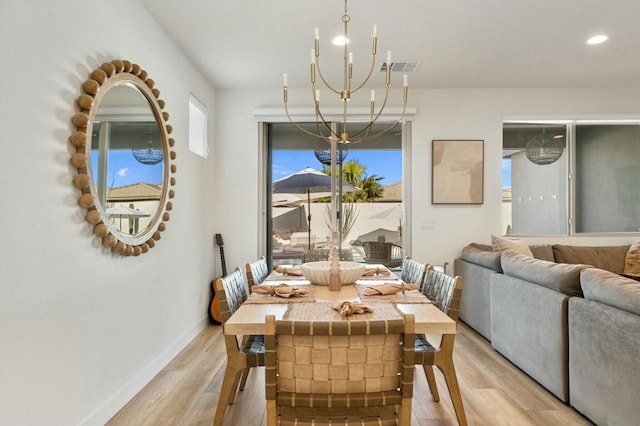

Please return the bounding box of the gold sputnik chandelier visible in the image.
[282,0,409,144]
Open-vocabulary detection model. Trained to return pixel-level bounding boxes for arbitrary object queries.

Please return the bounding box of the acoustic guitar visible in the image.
[209,233,226,325]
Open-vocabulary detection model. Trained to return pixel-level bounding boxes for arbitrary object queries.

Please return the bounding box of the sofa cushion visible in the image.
[501,250,588,297]
[492,234,533,257]
[552,244,629,273]
[581,268,640,316]
[461,243,502,272]
[530,244,555,262]
[623,240,640,277]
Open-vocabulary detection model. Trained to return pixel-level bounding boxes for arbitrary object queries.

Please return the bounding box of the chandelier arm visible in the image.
[284,101,335,142]
[314,106,340,140]
[349,102,407,144]
[349,82,393,139]
[350,49,377,94]
[312,82,336,138]
[315,59,341,95]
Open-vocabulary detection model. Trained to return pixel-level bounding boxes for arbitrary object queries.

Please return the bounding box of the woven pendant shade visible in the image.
[314,148,348,166]
[525,133,564,165]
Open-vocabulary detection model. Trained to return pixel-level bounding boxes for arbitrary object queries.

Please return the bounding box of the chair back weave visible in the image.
[265,315,415,419]
[246,256,269,289]
[215,267,248,323]
[422,269,463,322]
[303,248,353,262]
[400,257,428,288]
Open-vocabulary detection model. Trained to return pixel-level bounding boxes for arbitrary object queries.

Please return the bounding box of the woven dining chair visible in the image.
[303,248,354,262]
[399,256,429,289]
[213,267,265,426]
[264,314,416,426]
[416,269,467,425]
[362,241,403,268]
[246,256,269,289]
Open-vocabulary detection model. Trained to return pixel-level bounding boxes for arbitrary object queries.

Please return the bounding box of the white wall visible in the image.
[215,87,640,273]
[0,1,216,424]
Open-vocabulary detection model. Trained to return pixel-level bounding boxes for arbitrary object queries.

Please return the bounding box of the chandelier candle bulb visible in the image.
[371,90,375,102]
[403,74,408,87]
[282,74,287,87]
[281,0,408,143]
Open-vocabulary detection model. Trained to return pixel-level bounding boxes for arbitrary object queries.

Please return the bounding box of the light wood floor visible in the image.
[107,322,593,425]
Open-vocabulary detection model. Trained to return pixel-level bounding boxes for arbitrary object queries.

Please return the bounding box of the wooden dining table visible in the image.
[224,264,456,337]
[217,263,463,425]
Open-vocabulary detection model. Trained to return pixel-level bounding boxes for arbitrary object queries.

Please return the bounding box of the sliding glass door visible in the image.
[267,122,404,267]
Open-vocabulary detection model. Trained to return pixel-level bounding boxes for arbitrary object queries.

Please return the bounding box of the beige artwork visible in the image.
[432,140,484,204]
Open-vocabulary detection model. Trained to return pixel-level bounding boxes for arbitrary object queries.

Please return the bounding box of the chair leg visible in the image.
[227,370,243,405]
[238,367,250,391]
[437,363,467,426]
[422,365,440,402]
[213,365,242,426]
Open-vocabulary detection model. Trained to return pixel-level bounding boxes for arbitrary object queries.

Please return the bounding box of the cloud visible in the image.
[117,167,128,177]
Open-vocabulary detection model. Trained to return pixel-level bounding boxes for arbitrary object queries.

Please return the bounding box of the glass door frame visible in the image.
[255,106,415,268]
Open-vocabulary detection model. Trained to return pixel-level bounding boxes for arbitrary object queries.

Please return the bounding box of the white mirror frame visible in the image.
[69,59,177,256]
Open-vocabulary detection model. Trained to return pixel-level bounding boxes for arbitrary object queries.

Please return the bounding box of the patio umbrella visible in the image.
[272,167,357,249]
[106,205,151,232]
[106,205,151,218]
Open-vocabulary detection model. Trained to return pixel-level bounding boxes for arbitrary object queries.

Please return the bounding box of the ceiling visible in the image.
[140,0,640,91]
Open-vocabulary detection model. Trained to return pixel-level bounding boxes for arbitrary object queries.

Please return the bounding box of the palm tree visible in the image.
[322,159,385,242]
[322,159,385,202]
[358,175,385,201]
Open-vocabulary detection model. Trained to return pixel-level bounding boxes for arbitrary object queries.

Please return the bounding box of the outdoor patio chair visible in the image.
[246,256,269,289]
[213,267,265,426]
[400,256,428,288]
[362,241,403,268]
[264,314,416,425]
[303,248,353,262]
[415,269,467,426]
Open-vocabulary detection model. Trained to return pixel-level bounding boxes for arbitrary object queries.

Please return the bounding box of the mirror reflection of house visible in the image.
[106,183,160,235]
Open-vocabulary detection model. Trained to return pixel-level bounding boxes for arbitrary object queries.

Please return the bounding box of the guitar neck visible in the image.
[214,233,227,276]
[219,247,227,276]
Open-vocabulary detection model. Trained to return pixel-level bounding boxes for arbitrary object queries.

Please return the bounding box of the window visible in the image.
[267,122,403,267]
[575,124,640,233]
[188,93,208,158]
[503,120,640,235]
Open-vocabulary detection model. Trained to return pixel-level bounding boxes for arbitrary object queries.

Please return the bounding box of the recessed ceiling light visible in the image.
[587,34,608,45]
[332,36,349,46]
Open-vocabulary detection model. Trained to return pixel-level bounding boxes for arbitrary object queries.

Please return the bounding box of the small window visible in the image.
[188,93,208,158]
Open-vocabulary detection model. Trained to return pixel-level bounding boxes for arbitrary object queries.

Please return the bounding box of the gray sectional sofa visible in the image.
[454,242,640,426]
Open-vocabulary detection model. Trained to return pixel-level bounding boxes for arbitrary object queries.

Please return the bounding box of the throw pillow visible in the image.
[491,234,533,257]
[623,241,640,277]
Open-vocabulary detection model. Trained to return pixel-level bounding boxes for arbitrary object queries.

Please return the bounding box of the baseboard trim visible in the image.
[80,316,210,426]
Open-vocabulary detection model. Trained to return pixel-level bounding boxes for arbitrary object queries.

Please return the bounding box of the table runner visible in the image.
[265,273,309,282]
[283,300,404,321]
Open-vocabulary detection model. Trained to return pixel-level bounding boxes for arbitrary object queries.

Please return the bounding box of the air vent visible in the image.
[380,61,422,73]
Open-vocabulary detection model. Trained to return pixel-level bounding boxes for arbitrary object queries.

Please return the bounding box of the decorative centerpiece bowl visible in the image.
[300,261,366,286]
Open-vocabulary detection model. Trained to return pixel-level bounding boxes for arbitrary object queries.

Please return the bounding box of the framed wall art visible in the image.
[432,139,484,204]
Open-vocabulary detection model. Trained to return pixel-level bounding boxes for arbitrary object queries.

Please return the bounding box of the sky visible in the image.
[91,149,164,188]
[502,157,512,189]
[97,147,508,190]
[273,149,403,186]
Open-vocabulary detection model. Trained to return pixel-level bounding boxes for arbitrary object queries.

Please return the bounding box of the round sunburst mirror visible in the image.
[69,59,177,256]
